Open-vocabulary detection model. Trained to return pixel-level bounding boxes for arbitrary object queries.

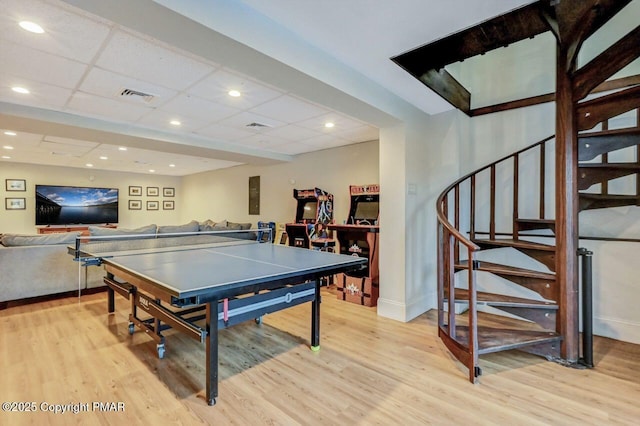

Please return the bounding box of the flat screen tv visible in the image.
[35,185,119,226]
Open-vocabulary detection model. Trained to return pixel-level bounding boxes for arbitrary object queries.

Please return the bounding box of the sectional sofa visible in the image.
[0,220,253,308]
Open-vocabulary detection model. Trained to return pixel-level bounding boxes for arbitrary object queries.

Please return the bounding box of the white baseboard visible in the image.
[377,291,437,322]
[593,316,640,345]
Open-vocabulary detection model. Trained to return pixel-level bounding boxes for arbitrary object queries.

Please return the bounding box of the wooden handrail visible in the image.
[436,134,555,252]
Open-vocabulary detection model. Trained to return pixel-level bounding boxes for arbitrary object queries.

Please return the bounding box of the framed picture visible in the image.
[146,187,159,197]
[146,200,159,210]
[163,187,175,197]
[5,179,26,192]
[129,186,142,196]
[128,199,142,210]
[5,197,26,210]
[163,200,175,210]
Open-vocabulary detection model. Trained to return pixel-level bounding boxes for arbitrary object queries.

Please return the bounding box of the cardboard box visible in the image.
[335,273,379,307]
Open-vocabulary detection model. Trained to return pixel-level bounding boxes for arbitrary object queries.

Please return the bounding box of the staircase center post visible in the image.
[555,44,580,363]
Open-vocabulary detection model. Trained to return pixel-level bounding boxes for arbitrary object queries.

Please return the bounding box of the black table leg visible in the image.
[205,301,218,405]
[311,277,321,351]
[107,272,115,313]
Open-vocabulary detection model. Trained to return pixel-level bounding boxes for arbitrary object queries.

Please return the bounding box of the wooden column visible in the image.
[555,45,580,362]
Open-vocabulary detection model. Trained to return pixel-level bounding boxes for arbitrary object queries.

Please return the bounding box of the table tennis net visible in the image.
[73,229,267,258]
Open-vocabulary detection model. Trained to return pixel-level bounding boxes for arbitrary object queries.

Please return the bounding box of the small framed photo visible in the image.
[146,200,159,210]
[5,197,26,210]
[128,199,142,210]
[129,186,142,196]
[147,187,159,197]
[5,179,26,192]
[163,187,175,197]
[163,200,175,210]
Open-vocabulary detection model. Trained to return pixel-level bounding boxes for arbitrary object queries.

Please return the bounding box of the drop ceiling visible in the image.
[0,0,533,176]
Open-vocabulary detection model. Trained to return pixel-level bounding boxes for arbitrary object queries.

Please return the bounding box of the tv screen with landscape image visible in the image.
[35,185,119,226]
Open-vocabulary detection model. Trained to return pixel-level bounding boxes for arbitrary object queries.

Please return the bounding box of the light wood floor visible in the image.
[1,287,639,425]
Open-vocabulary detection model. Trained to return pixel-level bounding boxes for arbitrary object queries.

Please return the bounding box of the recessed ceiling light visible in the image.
[324,122,335,128]
[99,156,108,160]
[169,164,176,168]
[2,156,11,159]
[118,147,127,151]
[19,21,44,34]
[3,145,14,150]
[149,169,155,173]
[228,90,241,97]
[4,131,17,136]
[86,163,94,167]
[169,120,181,126]
[11,87,30,94]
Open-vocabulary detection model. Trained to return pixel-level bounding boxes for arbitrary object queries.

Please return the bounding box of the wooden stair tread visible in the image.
[579,193,640,200]
[515,218,555,224]
[446,288,557,308]
[472,238,556,252]
[443,325,561,354]
[579,163,640,170]
[455,260,555,280]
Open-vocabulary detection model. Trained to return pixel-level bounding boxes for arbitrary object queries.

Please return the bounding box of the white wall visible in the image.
[0,162,182,234]
[181,140,379,226]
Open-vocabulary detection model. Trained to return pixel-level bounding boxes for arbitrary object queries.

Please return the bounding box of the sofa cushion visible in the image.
[1,232,82,247]
[88,224,157,236]
[198,219,216,232]
[227,221,252,230]
[212,220,228,229]
[157,220,199,234]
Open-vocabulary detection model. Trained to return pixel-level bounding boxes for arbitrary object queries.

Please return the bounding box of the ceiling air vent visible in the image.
[119,88,155,103]
[246,122,271,129]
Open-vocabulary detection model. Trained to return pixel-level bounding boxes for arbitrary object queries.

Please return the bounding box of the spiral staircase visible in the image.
[393,0,640,381]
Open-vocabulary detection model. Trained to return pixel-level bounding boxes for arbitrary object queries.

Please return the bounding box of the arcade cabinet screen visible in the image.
[354,201,379,222]
[301,201,318,221]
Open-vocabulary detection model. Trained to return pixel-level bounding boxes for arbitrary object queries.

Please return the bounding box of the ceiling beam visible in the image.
[391,2,549,76]
[573,25,640,100]
[0,103,291,165]
[419,70,470,114]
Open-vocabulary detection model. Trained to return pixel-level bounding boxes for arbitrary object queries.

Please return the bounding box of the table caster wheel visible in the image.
[128,323,135,335]
[255,316,262,325]
[157,343,165,359]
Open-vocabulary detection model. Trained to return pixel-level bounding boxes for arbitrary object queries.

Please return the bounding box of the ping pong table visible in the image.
[72,234,366,405]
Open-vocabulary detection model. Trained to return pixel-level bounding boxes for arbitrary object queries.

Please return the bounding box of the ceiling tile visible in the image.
[334,125,379,142]
[79,67,178,108]
[39,140,96,156]
[0,130,42,146]
[269,141,316,155]
[233,133,289,149]
[66,91,152,122]
[136,108,210,133]
[0,72,73,109]
[158,93,240,123]
[296,112,365,132]
[188,68,284,108]
[95,29,213,91]
[196,123,256,141]
[262,124,321,141]
[0,41,88,90]
[1,0,112,63]
[249,95,329,123]
[217,111,286,130]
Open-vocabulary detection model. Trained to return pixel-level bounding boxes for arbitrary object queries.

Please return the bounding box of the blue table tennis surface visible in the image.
[93,241,366,298]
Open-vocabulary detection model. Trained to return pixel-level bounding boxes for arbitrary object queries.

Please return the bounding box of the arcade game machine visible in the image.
[285,188,335,251]
[328,184,380,307]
